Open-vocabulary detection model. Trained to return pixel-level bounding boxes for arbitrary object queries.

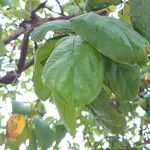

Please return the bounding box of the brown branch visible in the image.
[0,71,19,85]
[0,58,34,85]
[3,8,107,45]
[17,32,30,74]
[3,15,71,45]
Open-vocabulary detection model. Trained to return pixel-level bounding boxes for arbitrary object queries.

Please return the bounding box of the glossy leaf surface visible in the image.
[130,0,150,41]
[103,56,140,101]
[70,12,149,66]
[34,37,61,100]
[42,35,104,107]
[88,88,126,134]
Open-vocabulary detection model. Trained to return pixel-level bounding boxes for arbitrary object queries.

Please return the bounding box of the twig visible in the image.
[3,15,71,45]
[45,6,62,15]
[74,0,84,13]
[31,0,47,15]
[55,0,64,15]
[17,32,30,74]
[23,58,34,70]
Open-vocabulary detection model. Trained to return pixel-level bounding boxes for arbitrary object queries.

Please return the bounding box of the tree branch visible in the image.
[17,32,30,74]
[3,15,71,45]
[31,0,47,15]
[0,58,34,85]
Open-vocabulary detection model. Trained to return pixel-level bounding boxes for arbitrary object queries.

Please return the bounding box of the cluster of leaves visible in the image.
[0,0,150,149]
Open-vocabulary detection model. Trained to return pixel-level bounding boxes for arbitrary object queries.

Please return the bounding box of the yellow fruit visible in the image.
[6,114,26,140]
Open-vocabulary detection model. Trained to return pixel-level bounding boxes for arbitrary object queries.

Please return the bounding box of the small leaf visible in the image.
[70,12,149,66]
[0,133,5,145]
[103,56,140,101]
[53,94,77,136]
[31,20,72,42]
[13,9,30,20]
[25,0,39,12]
[0,26,6,56]
[0,0,12,6]
[29,128,37,150]
[34,36,62,100]
[85,0,121,12]
[33,117,54,149]
[42,35,104,107]
[0,40,6,56]
[54,124,67,146]
[6,114,26,140]
[12,101,32,116]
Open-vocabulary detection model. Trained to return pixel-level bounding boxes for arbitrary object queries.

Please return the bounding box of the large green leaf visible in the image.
[12,101,32,116]
[42,35,104,107]
[31,20,72,42]
[130,0,150,42]
[53,94,77,136]
[103,56,140,101]
[33,117,54,149]
[70,12,149,66]
[87,88,126,134]
[34,36,61,101]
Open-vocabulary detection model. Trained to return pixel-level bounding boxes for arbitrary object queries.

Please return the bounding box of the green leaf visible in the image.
[13,9,30,20]
[66,4,84,16]
[87,88,126,134]
[31,20,72,42]
[0,0,12,6]
[54,124,67,146]
[34,36,62,101]
[0,40,6,56]
[130,0,150,42]
[103,56,140,101]
[70,12,149,66]
[117,101,135,115]
[33,117,54,149]
[119,3,131,25]
[53,94,77,136]
[42,35,104,107]
[25,0,40,12]
[0,133,5,145]
[85,0,121,12]
[0,26,6,56]
[29,128,37,150]
[12,101,32,116]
